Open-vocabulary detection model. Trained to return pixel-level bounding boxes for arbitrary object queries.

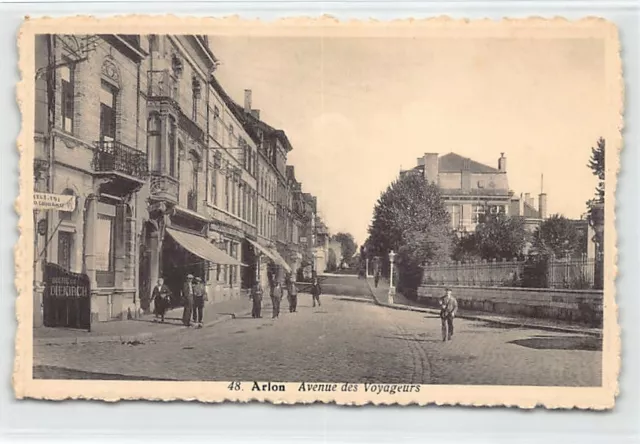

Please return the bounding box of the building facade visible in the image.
[33,34,324,325]
[34,34,150,325]
[402,152,549,234]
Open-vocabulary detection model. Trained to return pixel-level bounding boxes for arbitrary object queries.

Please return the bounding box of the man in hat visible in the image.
[440,288,458,341]
[192,276,207,328]
[182,274,195,327]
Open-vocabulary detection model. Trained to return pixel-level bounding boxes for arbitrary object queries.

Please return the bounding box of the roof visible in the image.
[438,153,500,174]
[229,102,294,153]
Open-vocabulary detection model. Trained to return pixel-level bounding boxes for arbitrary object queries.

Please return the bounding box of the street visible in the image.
[33,275,602,386]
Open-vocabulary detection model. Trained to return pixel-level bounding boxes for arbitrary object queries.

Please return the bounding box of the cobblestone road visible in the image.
[33,276,602,386]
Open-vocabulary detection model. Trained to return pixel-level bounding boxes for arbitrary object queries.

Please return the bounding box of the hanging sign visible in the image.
[34,193,76,212]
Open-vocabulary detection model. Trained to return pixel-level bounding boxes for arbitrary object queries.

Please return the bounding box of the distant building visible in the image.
[401,152,548,233]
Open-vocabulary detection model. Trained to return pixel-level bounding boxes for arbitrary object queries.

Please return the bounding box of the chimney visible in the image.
[519,193,525,216]
[498,152,507,172]
[538,193,548,219]
[244,89,252,113]
[251,109,260,120]
[422,153,439,185]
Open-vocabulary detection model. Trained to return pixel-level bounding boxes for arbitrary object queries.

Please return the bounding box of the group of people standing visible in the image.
[151,270,325,328]
[250,274,322,320]
[150,274,207,328]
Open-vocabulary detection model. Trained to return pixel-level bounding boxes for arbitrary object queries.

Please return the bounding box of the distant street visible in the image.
[34,275,601,386]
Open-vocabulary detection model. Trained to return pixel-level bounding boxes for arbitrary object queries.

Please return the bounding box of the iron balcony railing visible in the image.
[93,140,149,179]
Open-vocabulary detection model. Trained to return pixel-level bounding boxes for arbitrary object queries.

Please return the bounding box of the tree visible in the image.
[473,214,526,260]
[332,232,357,265]
[587,137,605,208]
[366,171,451,293]
[532,214,585,258]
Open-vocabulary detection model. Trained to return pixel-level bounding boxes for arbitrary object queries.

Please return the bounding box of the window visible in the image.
[210,164,218,206]
[231,179,236,215]
[57,231,73,271]
[60,64,74,133]
[192,77,201,123]
[148,114,162,172]
[95,212,116,287]
[188,152,199,211]
[168,117,177,177]
[224,171,230,211]
[100,82,117,142]
[472,205,486,224]
[450,204,461,229]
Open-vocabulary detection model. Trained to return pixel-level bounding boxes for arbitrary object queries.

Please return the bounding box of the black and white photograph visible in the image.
[15,17,621,407]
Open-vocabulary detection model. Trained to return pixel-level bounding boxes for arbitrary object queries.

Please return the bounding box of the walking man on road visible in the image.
[192,276,206,328]
[151,277,171,323]
[374,269,380,288]
[440,288,458,341]
[287,275,298,313]
[271,281,283,319]
[251,283,263,318]
[181,274,195,327]
[311,276,322,308]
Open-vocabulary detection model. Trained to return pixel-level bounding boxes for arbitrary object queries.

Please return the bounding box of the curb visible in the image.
[34,309,252,346]
[365,280,602,338]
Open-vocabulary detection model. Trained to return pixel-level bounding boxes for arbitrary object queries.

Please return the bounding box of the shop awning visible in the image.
[166,228,246,266]
[247,239,292,273]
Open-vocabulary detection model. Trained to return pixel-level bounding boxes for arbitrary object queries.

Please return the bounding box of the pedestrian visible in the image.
[439,288,458,342]
[181,274,195,327]
[288,276,298,313]
[374,270,380,288]
[311,276,322,307]
[251,283,263,318]
[192,276,206,328]
[151,277,171,323]
[271,281,283,319]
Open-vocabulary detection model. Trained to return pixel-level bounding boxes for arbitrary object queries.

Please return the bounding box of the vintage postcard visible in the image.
[14,16,621,408]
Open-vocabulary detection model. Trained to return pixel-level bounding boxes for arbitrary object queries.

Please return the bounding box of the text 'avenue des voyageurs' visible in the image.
[235,382,421,395]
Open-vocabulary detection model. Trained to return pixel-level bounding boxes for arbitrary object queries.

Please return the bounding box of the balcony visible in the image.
[148,70,178,101]
[93,140,148,196]
[150,173,179,204]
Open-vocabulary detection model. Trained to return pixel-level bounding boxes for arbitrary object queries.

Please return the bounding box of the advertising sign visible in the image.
[34,192,76,212]
[43,262,91,330]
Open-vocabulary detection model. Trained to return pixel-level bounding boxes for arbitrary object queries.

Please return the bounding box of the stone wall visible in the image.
[417,285,603,326]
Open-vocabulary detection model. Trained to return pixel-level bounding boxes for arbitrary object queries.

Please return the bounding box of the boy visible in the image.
[440,288,458,342]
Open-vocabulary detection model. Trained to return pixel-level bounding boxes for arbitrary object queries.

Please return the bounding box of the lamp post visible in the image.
[388,250,396,304]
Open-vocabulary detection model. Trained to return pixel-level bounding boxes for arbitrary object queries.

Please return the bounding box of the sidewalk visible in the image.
[366,278,602,338]
[34,296,258,345]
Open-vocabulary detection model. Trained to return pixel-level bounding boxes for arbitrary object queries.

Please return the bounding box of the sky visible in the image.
[210,33,615,246]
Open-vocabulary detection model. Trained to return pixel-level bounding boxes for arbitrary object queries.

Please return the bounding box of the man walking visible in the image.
[440,288,458,341]
[151,277,171,323]
[271,281,283,319]
[288,275,298,313]
[181,274,195,327]
[192,276,206,328]
[311,276,322,308]
[251,283,263,318]
[374,269,380,288]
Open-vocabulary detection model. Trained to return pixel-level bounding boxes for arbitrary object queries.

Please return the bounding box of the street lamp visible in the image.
[388,250,396,304]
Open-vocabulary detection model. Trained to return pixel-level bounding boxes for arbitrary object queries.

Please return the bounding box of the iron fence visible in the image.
[422,256,603,290]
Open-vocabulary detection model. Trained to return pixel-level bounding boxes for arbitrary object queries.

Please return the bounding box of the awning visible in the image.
[247,239,292,273]
[166,228,246,266]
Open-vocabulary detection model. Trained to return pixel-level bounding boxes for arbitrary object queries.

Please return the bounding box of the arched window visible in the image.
[188,151,200,211]
[148,113,162,172]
